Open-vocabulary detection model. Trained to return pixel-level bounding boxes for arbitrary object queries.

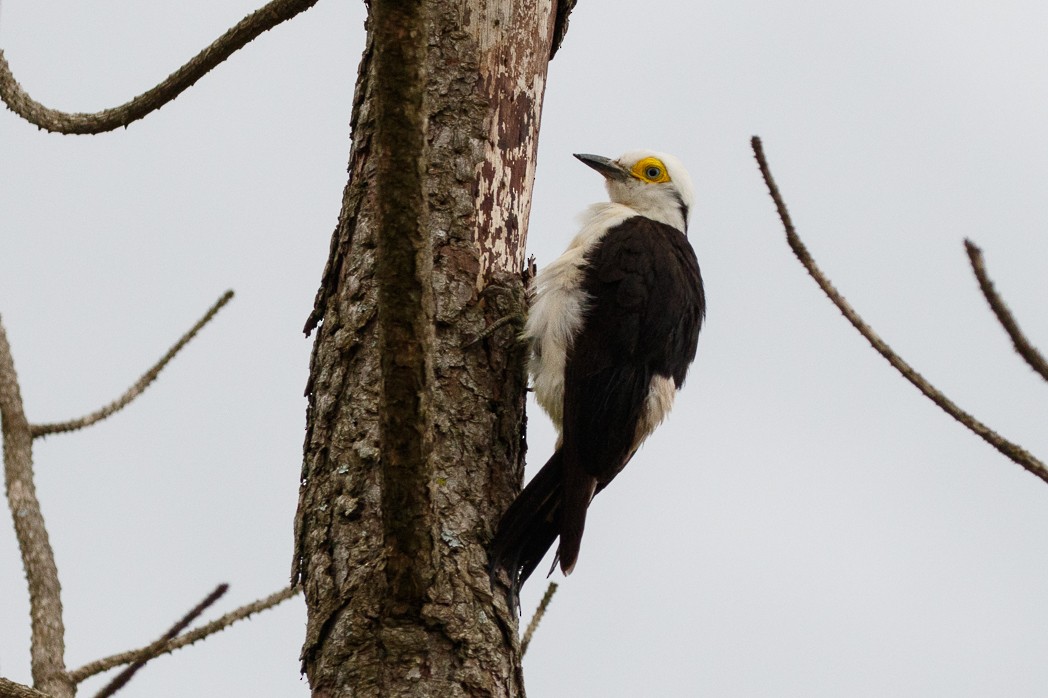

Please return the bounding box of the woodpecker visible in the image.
[490,150,705,596]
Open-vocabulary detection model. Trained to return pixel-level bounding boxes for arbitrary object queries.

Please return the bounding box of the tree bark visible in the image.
[293,0,558,695]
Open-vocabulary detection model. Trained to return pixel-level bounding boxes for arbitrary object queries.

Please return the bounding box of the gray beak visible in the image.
[574,153,630,181]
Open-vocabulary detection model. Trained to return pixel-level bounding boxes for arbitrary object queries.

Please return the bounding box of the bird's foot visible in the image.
[465,311,526,347]
[464,276,531,348]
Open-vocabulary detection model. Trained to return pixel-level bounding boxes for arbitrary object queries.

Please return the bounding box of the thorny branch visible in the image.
[92,584,229,698]
[3,284,286,696]
[520,582,558,656]
[0,0,320,134]
[1,318,72,697]
[70,585,301,684]
[0,677,51,698]
[2,8,318,691]
[751,136,1048,484]
[32,290,235,438]
[965,239,1048,383]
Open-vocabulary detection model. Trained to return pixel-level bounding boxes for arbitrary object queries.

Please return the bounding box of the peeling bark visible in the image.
[293,0,558,695]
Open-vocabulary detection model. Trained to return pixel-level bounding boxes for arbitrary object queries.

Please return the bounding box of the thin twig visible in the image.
[965,239,1048,383]
[32,290,234,438]
[751,136,1048,484]
[0,677,51,698]
[520,582,557,657]
[71,585,300,683]
[92,584,229,698]
[0,318,73,698]
[0,0,320,134]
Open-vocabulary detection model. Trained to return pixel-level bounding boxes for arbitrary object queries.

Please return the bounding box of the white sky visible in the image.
[2,1,1048,696]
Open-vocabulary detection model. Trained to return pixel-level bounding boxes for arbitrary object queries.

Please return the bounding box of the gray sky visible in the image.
[3,1,1048,696]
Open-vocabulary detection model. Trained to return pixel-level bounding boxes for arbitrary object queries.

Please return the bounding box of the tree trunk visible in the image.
[293,0,557,695]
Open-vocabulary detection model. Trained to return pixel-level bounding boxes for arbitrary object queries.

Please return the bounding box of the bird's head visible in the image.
[574,150,694,233]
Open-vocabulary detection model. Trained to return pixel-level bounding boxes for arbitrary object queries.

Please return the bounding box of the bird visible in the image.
[490,150,705,597]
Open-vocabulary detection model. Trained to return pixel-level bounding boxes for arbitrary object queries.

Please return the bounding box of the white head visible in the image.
[574,150,694,233]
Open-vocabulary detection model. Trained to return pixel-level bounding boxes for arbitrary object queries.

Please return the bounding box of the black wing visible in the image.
[557,216,705,571]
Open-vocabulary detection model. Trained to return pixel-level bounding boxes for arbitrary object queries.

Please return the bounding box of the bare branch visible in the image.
[1,319,73,698]
[92,584,229,698]
[965,239,1048,383]
[751,136,1048,484]
[0,677,51,698]
[31,290,234,438]
[520,582,558,656]
[70,585,300,684]
[0,0,320,134]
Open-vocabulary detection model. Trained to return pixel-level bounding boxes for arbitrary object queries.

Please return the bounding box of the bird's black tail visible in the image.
[489,449,564,601]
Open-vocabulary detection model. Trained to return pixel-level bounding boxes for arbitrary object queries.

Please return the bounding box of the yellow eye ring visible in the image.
[631,157,671,183]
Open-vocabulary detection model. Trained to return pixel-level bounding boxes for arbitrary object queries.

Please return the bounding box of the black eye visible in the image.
[645,166,662,179]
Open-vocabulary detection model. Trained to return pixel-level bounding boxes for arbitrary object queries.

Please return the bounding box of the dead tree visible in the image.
[292,0,573,694]
[1,0,575,695]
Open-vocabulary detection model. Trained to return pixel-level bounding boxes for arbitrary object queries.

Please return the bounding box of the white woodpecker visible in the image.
[491,150,706,596]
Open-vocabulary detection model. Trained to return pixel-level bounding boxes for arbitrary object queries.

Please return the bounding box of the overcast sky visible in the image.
[3,1,1048,696]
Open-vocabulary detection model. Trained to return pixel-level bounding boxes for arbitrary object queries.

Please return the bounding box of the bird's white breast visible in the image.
[524,203,638,429]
